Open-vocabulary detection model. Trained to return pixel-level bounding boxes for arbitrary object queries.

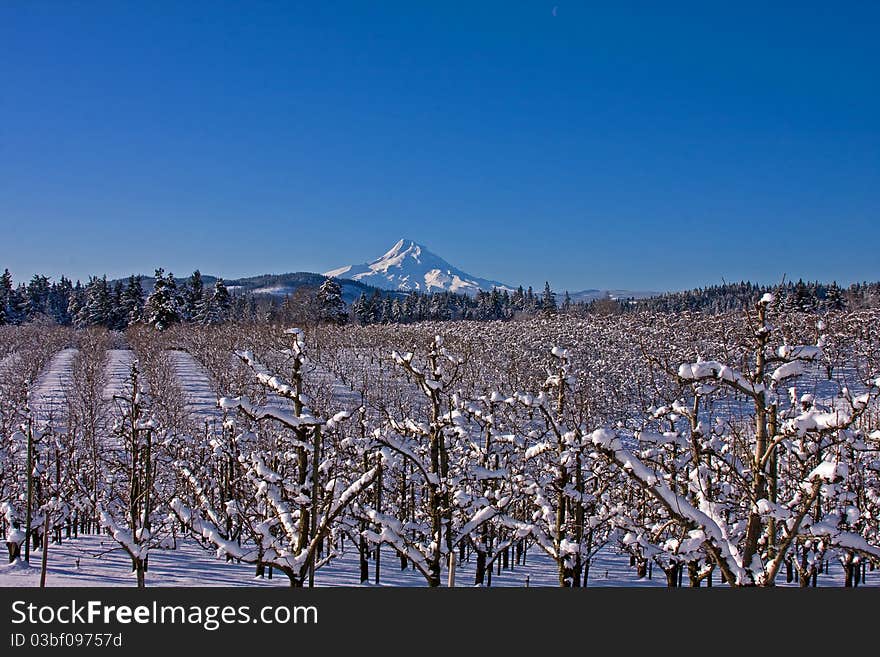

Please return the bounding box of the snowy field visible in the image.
[3,534,875,588]
[30,347,77,427]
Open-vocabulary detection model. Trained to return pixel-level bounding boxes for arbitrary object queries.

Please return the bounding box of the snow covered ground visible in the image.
[98,348,136,448]
[101,349,135,403]
[1,534,874,588]
[29,347,77,428]
[168,350,224,431]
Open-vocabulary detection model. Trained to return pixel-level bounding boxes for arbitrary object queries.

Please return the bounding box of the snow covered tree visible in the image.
[541,282,557,316]
[47,276,74,325]
[75,276,113,328]
[351,293,370,325]
[144,269,181,330]
[198,278,231,325]
[824,282,846,311]
[99,361,164,587]
[65,329,110,536]
[317,278,347,325]
[428,293,450,321]
[181,270,204,322]
[366,336,514,586]
[119,275,145,326]
[503,347,621,586]
[65,281,84,326]
[25,275,51,320]
[561,291,572,314]
[0,269,12,325]
[3,283,27,326]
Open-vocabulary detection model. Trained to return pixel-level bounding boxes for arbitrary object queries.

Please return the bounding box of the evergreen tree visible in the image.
[380,297,393,324]
[561,291,572,314]
[202,279,232,325]
[316,278,347,325]
[524,286,537,314]
[0,269,13,325]
[231,294,249,322]
[475,290,491,320]
[5,284,27,325]
[367,290,383,324]
[120,275,145,326]
[541,281,557,315]
[501,290,512,319]
[404,292,419,323]
[145,269,181,330]
[67,281,85,326]
[25,274,51,319]
[789,279,813,312]
[77,276,113,327]
[429,292,450,321]
[511,286,525,313]
[489,288,503,319]
[48,277,74,325]
[108,280,126,329]
[352,292,369,325]
[391,298,403,323]
[824,281,845,311]
[183,270,204,322]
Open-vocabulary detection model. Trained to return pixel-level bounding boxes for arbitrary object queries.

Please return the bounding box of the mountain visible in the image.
[325,239,514,295]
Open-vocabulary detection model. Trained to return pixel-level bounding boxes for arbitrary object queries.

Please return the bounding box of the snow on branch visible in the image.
[678,360,765,398]
[170,498,250,562]
[220,396,324,429]
[589,428,748,584]
[809,519,880,561]
[98,509,146,561]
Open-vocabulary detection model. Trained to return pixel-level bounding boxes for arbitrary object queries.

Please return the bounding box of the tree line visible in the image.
[629,279,880,314]
[0,268,231,330]
[3,266,879,331]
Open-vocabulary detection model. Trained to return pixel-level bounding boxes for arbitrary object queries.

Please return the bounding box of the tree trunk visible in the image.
[688,561,700,587]
[7,542,21,563]
[358,529,369,584]
[135,559,145,588]
[39,514,50,587]
[24,417,34,564]
[474,548,487,586]
[665,563,679,588]
[844,558,855,588]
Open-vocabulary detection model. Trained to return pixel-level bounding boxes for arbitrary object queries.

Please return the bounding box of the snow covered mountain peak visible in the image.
[373,238,425,270]
[324,239,513,295]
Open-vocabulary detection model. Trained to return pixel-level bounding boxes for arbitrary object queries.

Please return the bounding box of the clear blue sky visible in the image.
[2,1,878,292]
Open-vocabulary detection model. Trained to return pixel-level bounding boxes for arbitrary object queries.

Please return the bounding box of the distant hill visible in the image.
[112,271,393,305]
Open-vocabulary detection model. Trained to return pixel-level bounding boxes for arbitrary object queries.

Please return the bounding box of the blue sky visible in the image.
[1,1,878,292]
